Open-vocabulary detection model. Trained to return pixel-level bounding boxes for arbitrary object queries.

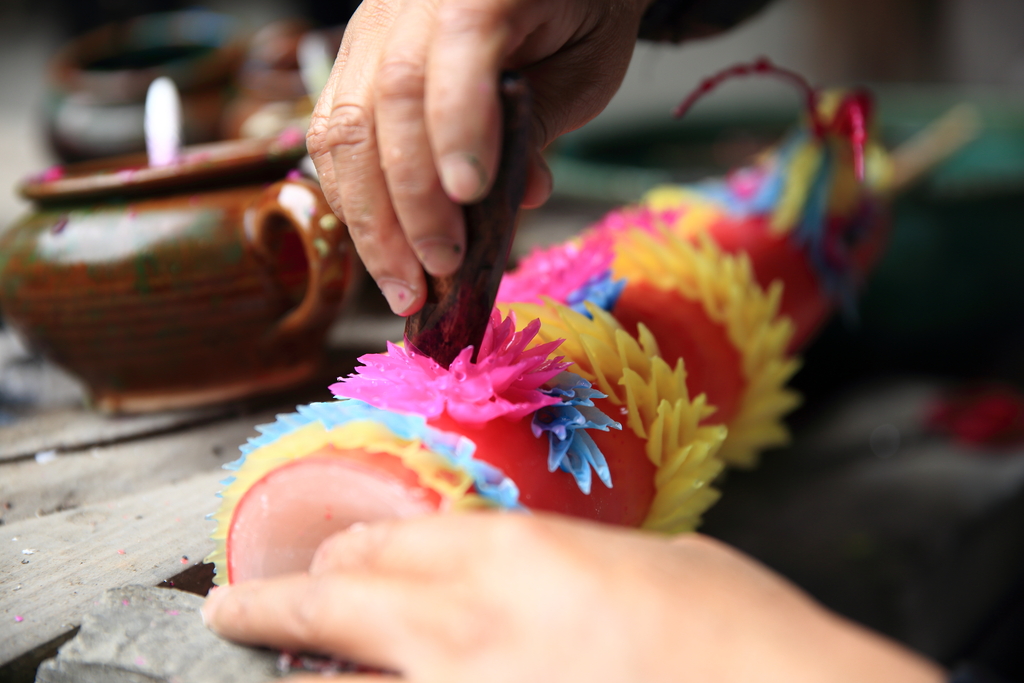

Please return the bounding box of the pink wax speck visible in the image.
[183,151,212,165]
[122,600,130,606]
[166,610,180,616]
[117,549,126,555]
[135,657,147,667]
[14,615,23,622]
[276,127,304,148]
[286,169,303,181]
[727,167,766,200]
[41,166,65,182]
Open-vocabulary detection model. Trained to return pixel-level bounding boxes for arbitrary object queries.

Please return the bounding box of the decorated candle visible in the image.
[208,307,724,584]
[207,61,964,586]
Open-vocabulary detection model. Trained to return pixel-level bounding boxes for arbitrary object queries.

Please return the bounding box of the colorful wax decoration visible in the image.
[505,59,894,357]
[646,58,895,348]
[208,309,724,585]
[496,58,906,465]
[209,60,967,586]
[501,221,800,469]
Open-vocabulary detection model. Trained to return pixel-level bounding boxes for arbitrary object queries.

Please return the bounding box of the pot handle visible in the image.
[247,177,354,345]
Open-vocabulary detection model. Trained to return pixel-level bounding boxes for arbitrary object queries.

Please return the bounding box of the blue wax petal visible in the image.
[565,446,592,495]
[575,430,612,488]
[751,154,789,213]
[279,413,307,429]
[532,404,585,440]
[577,404,620,431]
[566,270,627,318]
[223,455,247,471]
[548,431,573,473]
[468,459,521,509]
[532,371,622,494]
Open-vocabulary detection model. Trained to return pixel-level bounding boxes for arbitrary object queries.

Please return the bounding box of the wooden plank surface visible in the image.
[0,315,384,465]
[0,409,278,525]
[0,470,223,663]
[0,406,228,463]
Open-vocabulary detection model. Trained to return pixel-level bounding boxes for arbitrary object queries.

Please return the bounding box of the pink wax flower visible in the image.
[498,205,683,312]
[331,310,569,425]
[587,205,683,247]
[497,239,613,306]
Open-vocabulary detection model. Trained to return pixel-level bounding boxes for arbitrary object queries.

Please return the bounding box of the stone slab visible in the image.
[35,586,279,683]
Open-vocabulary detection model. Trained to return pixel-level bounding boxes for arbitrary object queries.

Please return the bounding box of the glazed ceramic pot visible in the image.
[0,135,358,412]
[45,10,243,162]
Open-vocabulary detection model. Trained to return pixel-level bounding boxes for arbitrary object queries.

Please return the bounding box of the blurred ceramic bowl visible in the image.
[45,9,243,163]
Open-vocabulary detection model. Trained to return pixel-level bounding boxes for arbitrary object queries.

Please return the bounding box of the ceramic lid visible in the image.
[21,132,308,204]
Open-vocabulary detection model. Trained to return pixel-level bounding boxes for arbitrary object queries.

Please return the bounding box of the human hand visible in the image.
[307,0,650,316]
[201,513,944,683]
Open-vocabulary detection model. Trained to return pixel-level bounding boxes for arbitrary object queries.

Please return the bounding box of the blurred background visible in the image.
[4,0,1024,227]
[0,0,1022,680]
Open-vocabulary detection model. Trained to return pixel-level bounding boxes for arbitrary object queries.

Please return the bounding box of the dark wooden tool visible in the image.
[404,72,532,368]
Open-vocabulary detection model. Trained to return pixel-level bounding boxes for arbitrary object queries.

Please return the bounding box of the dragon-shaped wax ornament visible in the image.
[208,60,949,586]
[498,59,899,467]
